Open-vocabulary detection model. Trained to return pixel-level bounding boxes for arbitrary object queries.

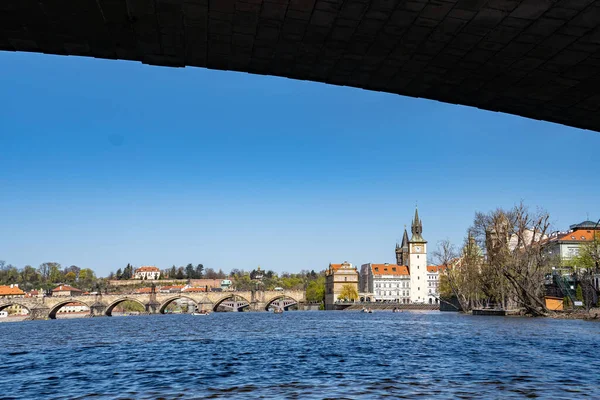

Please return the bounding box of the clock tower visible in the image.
[408,207,428,303]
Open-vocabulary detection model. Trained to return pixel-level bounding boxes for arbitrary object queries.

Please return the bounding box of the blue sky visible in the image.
[1,51,598,276]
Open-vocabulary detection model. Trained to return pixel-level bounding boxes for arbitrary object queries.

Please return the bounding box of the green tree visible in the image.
[306,276,325,303]
[576,284,584,302]
[169,265,177,279]
[78,268,96,290]
[186,264,195,279]
[115,268,122,280]
[64,265,81,278]
[232,273,253,291]
[121,264,133,280]
[48,263,63,283]
[65,271,77,284]
[195,264,204,279]
[338,284,358,301]
[20,265,40,289]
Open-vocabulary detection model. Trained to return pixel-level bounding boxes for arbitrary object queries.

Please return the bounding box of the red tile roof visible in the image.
[161,285,185,290]
[52,285,83,292]
[135,266,160,272]
[557,229,598,242]
[182,287,206,292]
[135,287,153,294]
[0,285,25,296]
[371,264,409,276]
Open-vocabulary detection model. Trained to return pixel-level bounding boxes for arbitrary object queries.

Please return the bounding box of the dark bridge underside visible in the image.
[3,0,600,131]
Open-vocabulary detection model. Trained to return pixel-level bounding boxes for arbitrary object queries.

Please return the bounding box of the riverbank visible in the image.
[550,308,600,321]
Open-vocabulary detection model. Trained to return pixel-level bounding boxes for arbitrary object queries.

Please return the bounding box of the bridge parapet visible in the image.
[0,290,306,319]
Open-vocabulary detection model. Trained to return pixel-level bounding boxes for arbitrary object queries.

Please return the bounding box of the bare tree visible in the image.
[472,202,553,316]
[435,235,486,312]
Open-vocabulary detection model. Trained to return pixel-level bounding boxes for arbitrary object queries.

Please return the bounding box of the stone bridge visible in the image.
[3,0,600,132]
[0,290,305,320]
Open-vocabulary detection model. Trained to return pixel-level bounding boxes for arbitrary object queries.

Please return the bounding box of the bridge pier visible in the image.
[90,303,108,317]
[146,302,160,314]
[28,307,50,320]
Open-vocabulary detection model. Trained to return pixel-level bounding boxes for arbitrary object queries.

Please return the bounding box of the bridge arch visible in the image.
[0,301,32,315]
[212,294,250,312]
[159,295,199,314]
[106,297,147,317]
[264,295,298,311]
[48,299,92,319]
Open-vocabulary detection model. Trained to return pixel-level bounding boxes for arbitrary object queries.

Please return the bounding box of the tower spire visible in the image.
[410,206,424,242]
[401,226,409,248]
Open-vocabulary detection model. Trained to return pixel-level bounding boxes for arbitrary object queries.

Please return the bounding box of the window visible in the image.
[345,277,347,281]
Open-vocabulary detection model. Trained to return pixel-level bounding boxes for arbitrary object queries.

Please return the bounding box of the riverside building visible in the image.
[325,261,359,310]
[360,263,410,303]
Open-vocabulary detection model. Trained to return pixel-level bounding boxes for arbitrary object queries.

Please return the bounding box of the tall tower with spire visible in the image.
[395,227,410,266]
[408,207,428,303]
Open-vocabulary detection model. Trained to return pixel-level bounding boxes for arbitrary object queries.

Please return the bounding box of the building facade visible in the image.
[325,262,359,310]
[57,302,89,313]
[360,263,410,303]
[134,266,161,280]
[426,266,440,304]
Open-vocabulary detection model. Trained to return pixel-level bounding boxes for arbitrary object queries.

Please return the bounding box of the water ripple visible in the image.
[1,312,599,398]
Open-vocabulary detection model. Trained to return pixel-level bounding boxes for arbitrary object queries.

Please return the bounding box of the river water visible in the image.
[1,311,599,399]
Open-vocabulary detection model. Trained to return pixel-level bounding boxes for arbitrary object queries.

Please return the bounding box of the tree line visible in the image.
[229,268,326,303]
[0,261,100,292]
[108,263,228,280]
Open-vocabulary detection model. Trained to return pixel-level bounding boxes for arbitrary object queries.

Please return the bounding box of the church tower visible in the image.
[395,227,410,266]
[408,207,428,303]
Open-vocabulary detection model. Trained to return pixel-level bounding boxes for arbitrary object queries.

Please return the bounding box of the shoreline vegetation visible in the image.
[435,202,600,318]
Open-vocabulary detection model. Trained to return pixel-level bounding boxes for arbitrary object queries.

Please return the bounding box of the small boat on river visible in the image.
[273,308,283,314]
[192,309,210,316]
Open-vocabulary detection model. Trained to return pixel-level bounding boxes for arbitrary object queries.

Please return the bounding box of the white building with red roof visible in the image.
[360,263,410,303]
[52,285,83,297]
[133,266,161,280]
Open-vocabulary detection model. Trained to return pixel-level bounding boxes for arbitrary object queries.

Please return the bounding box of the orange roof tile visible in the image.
[135,266,160,272]
[558,230,598,242]
[371,264,409,276]
[135,287,153,294]
[329,264,342,271]
[182,287,206,292]
[0,285,25,296]
[52,285,82,292]
[161,285,185,290]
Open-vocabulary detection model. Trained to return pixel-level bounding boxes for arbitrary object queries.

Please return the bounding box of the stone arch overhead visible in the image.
[105,297,148,316]
[158,295,199,314]
[48,299,92,319]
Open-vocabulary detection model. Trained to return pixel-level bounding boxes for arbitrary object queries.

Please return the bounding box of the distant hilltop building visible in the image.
[134,266,161,280]
[325,261,359,310]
